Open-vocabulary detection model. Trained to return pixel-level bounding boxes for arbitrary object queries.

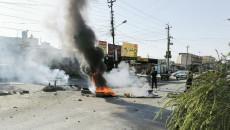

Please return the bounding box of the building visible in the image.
[201,56,216,71]
[177,53,202,70]
[0,30,39,48]
[201,56,216,64]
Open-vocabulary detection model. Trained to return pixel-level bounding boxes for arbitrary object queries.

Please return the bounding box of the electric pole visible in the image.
[165,24,173,72]
[186,46,190,70]
[107,0,117,67]
[107,0,115,45]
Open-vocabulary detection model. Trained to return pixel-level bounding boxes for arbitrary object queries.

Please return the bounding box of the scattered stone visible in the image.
[33,115,35,117]
[81,88,91,94]
[54,92,57,96]
[22,90,29,94]
[134,100,136,102]
[78,121,80,123]
[19,91,24,95]
[78,99,82,101]
[13,106,18,109]
[0,91,9,96]
[134,108,138,111]
[8,92,13,95]
[13,91,17,94]
[166,88,168,89]
[10,116,13,118]
[86,94,89,97]
[66,117,68,120]
[43,86,65,92]
[93,110,96,112]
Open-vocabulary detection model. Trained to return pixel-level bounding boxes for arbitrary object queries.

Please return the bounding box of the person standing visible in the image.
[186,68,193,90]
[151,67,157,91]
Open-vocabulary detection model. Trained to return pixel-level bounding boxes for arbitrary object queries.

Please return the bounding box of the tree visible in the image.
[155,55,230,130]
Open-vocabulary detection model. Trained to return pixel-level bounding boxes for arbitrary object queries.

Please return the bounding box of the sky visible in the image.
[0,0,230,62]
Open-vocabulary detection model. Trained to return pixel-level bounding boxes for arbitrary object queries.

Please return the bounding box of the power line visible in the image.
[0,1,45,6]
[26,0,55,7]
[119,0,167,25]
[0,13,41,22]
[0,5,43,15]
[0,21,39,24]
[0,26,42,32]
[0,1,48,12]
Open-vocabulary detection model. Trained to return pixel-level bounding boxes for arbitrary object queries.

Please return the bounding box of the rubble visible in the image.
[42,86,65,92]
[0,91,10,96]
[22,90,29,94]
[81,88,91,94]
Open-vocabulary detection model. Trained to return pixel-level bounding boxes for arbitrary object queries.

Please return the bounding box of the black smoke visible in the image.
[66,0,107,85]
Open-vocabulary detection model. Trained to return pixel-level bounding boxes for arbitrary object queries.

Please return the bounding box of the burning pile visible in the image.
[65,0,115,97]
[91,72,115,97]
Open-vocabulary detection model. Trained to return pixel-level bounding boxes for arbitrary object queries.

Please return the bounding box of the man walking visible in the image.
[151,67,157,91]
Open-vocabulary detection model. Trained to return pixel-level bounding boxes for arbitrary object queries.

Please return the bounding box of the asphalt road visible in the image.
[0,77,186,130]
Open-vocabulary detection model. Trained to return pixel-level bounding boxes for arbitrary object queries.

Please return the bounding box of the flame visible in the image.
[91,72,115,96]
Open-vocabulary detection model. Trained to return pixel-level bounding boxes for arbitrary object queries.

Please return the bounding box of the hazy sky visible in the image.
[0,0,230,61]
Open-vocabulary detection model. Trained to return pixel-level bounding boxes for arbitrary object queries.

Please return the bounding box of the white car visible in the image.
[176,71,189,79]
[172,70,189,77]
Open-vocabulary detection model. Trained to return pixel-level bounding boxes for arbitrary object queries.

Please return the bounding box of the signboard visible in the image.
[98,41,107,54]
[122,42,138,57]
[108,44,121,57]
[137,57,148,62]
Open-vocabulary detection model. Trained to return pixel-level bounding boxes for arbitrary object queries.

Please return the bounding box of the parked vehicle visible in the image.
[176,71,188,79]
[172,70,189,77]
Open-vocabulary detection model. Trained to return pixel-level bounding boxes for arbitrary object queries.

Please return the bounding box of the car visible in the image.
[176,72,188,79]
[172,70,189,77]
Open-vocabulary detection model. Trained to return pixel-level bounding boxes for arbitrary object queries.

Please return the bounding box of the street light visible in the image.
[115,20,127,28]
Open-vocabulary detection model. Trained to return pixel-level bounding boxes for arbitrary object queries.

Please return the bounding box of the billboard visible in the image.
[122,42,138,57]
[108,44,121,57]
[98,41,107,54]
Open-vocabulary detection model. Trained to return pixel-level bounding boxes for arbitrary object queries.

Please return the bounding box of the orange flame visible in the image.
[91,72,115,96]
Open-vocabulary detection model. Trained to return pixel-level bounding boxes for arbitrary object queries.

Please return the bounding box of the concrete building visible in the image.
[201,56,216,71]
[0,31,39,48]
[177,53,202,70]
[201,56,216,64]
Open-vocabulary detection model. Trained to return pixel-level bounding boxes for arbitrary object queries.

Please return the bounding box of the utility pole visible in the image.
[107,0,117,67]
[165,24,173,72]
[186,46,190,70]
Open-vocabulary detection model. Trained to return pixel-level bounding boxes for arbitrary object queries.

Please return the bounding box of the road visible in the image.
[0,77,186,130]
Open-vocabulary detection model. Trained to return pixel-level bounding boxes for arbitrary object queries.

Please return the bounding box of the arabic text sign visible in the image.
[122,42,138,57]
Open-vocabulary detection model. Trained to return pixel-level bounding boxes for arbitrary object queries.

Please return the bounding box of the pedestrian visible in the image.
[186,68,193,90]
[150,67,157,91]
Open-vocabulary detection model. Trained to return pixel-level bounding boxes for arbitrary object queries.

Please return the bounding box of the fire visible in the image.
[91,72,115,96]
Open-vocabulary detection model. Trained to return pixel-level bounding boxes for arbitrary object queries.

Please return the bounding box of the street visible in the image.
[0,76,186,130]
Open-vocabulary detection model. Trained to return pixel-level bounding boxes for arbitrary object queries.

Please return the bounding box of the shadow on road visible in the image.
[105,97,172,130]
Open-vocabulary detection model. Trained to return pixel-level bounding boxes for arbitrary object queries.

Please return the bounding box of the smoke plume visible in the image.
[104,62,151,96]
[65,0,107,85]
[0,39,69,85]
